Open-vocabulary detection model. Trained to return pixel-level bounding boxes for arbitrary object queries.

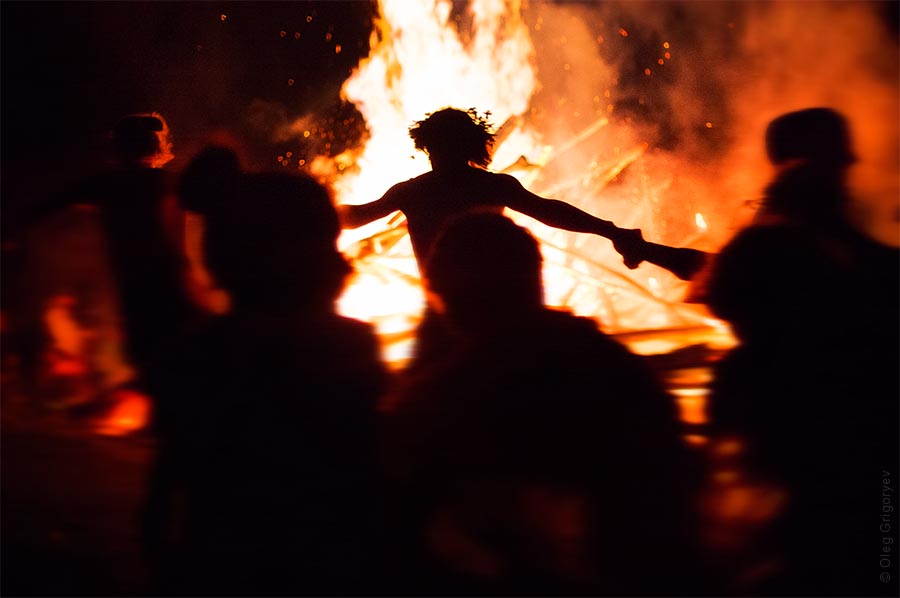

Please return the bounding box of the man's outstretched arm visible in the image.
[501,175,644,267]
[502,174,711,278]
[337,187,405,229]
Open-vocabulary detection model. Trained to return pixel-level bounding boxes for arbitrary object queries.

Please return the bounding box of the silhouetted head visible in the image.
[409,108,495,169]
[205,172,351,313]
[111,113,174,168]
[765,108,856,168]
[179,146,241,215]
[426,212,543,330]
[762,109,856,229]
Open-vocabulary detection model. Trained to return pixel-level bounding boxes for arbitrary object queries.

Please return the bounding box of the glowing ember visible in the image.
[95,389,152,436]
[44,295,85,364]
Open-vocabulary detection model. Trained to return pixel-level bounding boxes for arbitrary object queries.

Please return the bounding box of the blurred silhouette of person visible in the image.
[707,108,899,596]
[58,113,200,413]
[177,145,243,314]
[13,114,197,415]
[384,212,699,596]
[30,116,215,589]
[154,173,387,596]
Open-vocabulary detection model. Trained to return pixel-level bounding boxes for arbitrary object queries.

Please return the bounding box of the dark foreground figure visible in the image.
[708,108,900,596]
[385,213,702,596]
[61,114,197,392]
[148,173,387,596]
[25,114,201,418]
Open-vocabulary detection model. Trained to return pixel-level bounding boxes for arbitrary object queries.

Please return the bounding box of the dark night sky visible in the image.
[1,1,377,230]
[3,0,898,236]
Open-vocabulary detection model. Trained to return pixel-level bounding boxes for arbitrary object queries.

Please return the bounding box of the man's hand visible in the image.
[611,227,646,269]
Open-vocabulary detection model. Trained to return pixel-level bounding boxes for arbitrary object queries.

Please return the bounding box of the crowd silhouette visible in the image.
[7,105,898,597]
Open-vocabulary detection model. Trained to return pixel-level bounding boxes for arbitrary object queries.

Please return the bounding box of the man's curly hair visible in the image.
[408,108,495,168]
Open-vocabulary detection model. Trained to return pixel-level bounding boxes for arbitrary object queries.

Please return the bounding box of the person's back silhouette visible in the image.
[385,212,697,596]
[155,172,387,596]
[61,113,197,413]
[706,107,899,596]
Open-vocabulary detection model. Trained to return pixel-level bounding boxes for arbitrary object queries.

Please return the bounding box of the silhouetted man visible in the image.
[339,108,646,272]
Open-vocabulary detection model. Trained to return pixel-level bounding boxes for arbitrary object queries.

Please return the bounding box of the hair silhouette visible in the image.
[204,172,351,313]
[409,107,495,168]
[764,107,856,167]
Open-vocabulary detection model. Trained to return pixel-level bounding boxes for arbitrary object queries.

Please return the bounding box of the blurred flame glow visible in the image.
[95,390,152,436]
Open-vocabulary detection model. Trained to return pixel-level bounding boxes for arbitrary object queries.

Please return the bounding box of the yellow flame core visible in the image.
[695,212,708,231]
[335,0,537,204]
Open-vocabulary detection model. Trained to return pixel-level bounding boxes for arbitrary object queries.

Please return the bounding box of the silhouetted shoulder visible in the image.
[710,222,836,285]
[707,223,840,334]
[312,314,385,381]
[64,166,173,206]
[473,170,524,195]
[373,173,437,210]
[389,171,435,193]
[486,170,525,187]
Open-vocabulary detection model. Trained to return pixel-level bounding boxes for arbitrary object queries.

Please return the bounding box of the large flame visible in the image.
[333,0,537,204]
[327,0,730,364]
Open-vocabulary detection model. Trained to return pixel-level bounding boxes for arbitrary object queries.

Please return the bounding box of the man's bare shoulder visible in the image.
[385,171,436,195]
[388,169,523,199]
[464,169,521,192]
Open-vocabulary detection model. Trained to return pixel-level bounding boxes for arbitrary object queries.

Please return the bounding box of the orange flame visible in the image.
[322,0,732,364]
